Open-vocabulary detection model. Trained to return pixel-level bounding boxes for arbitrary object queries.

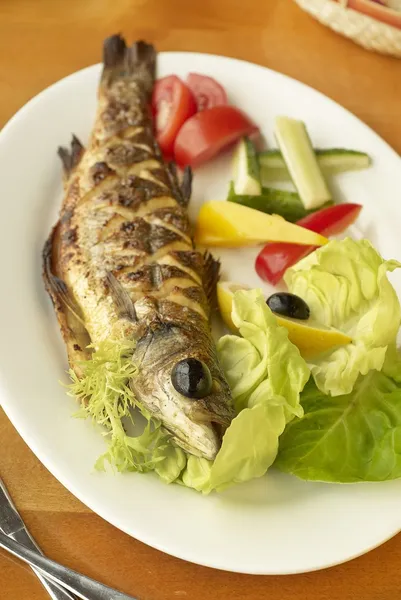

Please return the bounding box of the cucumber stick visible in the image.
[258,148,371,182]
[274,117,331,210]
[232,137,262,195]
[227,182,332,223]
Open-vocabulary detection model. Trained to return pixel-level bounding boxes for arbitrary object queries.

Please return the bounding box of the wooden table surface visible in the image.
[1,0,401,598]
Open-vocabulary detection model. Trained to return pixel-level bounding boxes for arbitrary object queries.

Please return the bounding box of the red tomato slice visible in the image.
[255,203,362,285]
[186,73,228,111]
[174,106,258,168]
[152,76,197,156]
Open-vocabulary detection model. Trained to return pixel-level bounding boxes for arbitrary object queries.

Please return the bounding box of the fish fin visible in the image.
[106,272,138,322]
[203,251,221,312]
[180,166,193,206]
[58,135,84,180]
[102,35,156,97]
[165,161,191,207]
[43,224,91,375]
[166,161,181,200]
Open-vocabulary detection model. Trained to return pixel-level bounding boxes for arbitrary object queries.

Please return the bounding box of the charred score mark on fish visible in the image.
[151,207,190,234]
[90,161,116,185]
[100,99,145,134]
[120,264,198,290]
[106,143,152,168]
[117,220,186,254]
[43,35,234,461]
[96,175,167,208]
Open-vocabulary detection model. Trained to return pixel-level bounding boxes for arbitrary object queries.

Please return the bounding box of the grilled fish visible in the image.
[43,34,234,461]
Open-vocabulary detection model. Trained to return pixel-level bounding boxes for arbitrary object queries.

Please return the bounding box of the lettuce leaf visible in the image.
[180,289,309,492]
[285,238,401,396]
[154,444,187,484]
[275,367,401,482]
[181,456,213,491]
[218,289,309,419]
[208,403,286,490]
[382,344,401,383]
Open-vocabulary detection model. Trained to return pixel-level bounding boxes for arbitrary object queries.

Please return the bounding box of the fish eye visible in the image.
[171,358,213,399]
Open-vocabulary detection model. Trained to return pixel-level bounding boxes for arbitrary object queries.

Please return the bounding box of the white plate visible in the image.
[1,52,401,576]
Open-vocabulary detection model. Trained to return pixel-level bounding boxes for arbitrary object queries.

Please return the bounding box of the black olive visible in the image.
[171,358,213,399]
[267,292,310,320]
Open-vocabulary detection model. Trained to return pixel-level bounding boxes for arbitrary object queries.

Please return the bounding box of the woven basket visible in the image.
[294,0,401,57]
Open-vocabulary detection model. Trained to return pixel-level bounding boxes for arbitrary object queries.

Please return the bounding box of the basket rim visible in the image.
[341,0,401,18]
[296,0,401,33]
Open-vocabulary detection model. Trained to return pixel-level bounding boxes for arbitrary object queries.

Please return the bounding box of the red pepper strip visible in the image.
[255,203,363,285]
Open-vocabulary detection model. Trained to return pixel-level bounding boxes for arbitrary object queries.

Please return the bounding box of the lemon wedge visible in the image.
[216,281,352,359]
[217,282,247,331]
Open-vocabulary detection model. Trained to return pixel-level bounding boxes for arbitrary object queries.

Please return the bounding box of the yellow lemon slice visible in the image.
[216,281,352,359]
[217,281,247,331]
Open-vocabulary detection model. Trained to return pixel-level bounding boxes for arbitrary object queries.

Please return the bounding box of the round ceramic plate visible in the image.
[1,52,401,575]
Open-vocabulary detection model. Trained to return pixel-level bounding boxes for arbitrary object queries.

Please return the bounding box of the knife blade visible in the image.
[0,477,76,600]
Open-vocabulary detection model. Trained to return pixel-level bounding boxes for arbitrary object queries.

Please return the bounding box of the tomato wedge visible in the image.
[174,105,258,168]
[186,73,228,111]
[255,203,362,285]
[152,76,197,156]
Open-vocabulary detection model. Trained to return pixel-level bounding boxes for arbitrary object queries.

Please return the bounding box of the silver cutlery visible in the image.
[0,477,76,600]
[0,532,139,600]
[0,479,138,600]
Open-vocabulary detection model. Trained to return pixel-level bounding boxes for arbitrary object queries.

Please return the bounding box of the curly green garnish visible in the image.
[67,339,171,473]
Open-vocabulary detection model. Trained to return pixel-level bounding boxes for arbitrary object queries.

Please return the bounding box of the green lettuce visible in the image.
[181,456,213,491]
[154,444,187,484]
[285,238,401,396]
[180,289,310,492]
[275,366,401,482]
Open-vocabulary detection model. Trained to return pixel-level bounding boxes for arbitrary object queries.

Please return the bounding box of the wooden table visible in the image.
[1,1,401,598]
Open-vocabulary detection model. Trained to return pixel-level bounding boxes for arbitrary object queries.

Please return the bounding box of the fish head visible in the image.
[130,322,234,461]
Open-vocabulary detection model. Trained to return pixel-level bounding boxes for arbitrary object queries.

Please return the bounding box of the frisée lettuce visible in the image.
[68,339,175,474]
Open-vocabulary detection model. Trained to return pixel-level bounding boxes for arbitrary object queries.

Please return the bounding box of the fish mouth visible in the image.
[187,403,231,429]
[185,380,234,430]
[165,385,233,460]
[168,420,222,461]
[186,403,229,443]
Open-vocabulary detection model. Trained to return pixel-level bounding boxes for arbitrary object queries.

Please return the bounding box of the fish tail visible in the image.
[102,34,156,98]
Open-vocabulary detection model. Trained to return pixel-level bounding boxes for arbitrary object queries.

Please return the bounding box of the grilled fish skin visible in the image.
[43,34,234,461]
